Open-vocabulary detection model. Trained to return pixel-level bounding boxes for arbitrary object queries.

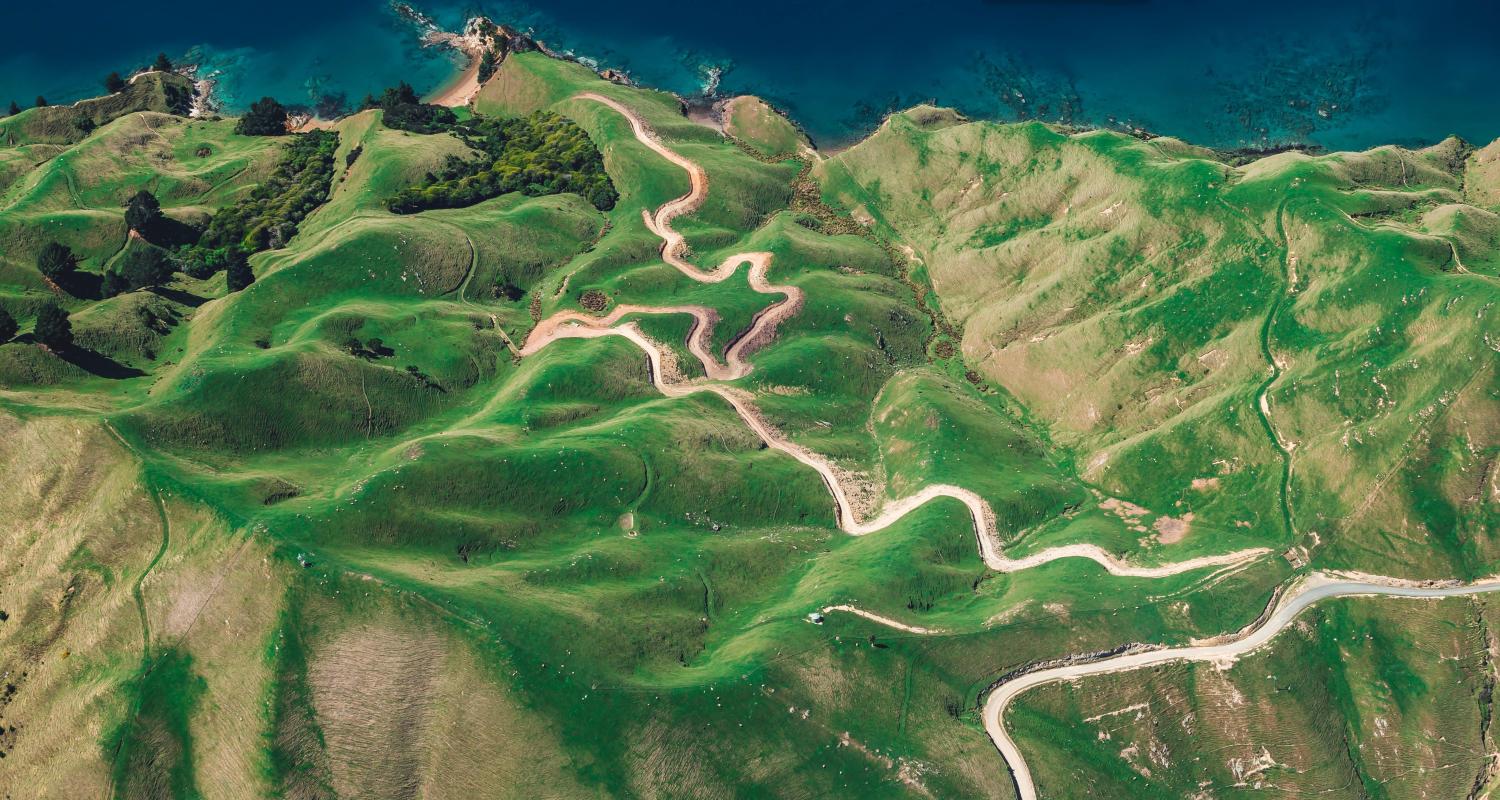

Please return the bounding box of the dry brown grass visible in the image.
[1467,139,1500,208]
[0,413,157,798]
[297,598,591,799]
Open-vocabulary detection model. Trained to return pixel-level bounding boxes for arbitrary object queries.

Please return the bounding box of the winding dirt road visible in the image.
[515,91,1500,800]
[513,93,1266,579]
[518,92,1270,578]
[983,572,1500,800]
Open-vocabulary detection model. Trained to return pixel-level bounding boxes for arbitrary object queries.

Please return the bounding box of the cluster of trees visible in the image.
[103,245,169,296]
[174,129,338,287]
[236,97,289,136]
[32,191,201,298]
[1,94,61,116]
[386,111,617,214]
[341,335,393,360]
[36,236,176,300]
[477,48,502,83]
[195,129,337,253]
[362,82,455,134]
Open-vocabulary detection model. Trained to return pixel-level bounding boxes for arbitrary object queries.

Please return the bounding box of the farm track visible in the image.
[981,571,1500,800]
[1258,202,1297,542]
[102,421,172,795]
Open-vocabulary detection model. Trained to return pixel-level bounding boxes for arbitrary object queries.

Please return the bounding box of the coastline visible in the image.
[48,11,1480,171]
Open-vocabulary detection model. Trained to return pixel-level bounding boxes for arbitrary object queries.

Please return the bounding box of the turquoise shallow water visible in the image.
[4,0,1498,151]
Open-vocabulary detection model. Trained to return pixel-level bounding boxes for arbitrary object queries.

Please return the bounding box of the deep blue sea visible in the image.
[4,0,1498,151]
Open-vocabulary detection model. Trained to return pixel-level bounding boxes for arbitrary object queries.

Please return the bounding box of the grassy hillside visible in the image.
[822,107,1500,796]
[823,110,1500,579]
[0,72,195,147]
[1,40,1497,800]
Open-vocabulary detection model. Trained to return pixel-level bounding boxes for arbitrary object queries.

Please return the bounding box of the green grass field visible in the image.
[1,41,1498,800]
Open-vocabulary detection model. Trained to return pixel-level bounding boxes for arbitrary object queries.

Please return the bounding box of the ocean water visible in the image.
[4,0,1498,151]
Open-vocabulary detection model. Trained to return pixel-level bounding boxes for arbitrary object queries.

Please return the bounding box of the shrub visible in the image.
[235,96,288,136]
[34,96,47,108]
[36,241,77,282]
[153,53,174,72]
[0,307,16,343]
[33,303,71,348]
[579,289,608,312]
[105,72,127,94]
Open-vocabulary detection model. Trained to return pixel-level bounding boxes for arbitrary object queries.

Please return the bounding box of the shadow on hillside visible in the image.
[55,271,104,300]
[150,286,208,308]
[141,216,204,249]
[55,345,145,379]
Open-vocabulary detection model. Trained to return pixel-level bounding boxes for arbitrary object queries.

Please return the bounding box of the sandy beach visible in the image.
[427,53,483,108]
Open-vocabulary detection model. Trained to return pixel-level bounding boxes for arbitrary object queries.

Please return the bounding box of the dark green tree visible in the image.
[117,244,173,290]
[124,189,163,233]
[33,303,72,349]
[6,100,19,116]
[36,241,77,282]
[34,96,47,108]
[153,53,173,72]
[0,306,16,343]
[235,96,288,136]
[225,250,255,291]
[477,50,498,83]
[104,72,127,93]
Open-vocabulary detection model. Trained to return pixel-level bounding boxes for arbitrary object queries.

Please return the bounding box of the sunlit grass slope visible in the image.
[824,106,1500,797]
[824,110,1500,580]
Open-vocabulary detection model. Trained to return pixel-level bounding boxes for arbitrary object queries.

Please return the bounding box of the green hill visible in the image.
[0,71,196,147]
